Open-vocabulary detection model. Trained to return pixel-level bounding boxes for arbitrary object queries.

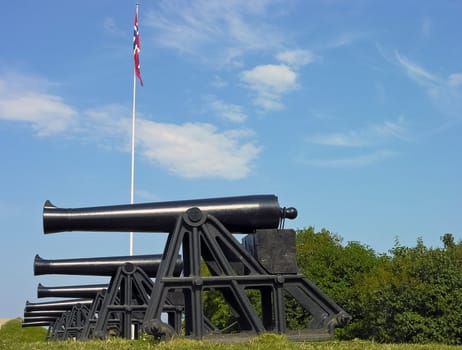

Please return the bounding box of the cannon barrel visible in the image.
[24,299,93,312]
[43,194,297,234]
[24,310,68,318]
[22,321,54,327]
[37,283,108,299]
[23,316,60,323]
[34,254,182,277]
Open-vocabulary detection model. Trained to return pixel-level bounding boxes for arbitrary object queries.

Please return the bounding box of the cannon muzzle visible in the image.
[37,283,108,299]
[34,254,182,277]
[43,194,297,234]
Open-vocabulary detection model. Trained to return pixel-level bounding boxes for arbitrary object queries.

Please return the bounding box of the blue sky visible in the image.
[1,1,461,318]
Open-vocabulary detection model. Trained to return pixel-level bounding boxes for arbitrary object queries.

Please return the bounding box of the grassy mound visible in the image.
[0,320,461,350]
[0,318,47,344]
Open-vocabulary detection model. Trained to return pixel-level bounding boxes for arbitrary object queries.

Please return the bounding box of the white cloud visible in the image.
[241,65,297,93]
[81,104,132,151]
[0,77,77,136]
[241,64,297,111]
[144,0,284,65]
[304,119,405,168]
[205,96,247,123]
[395,51,462,119]
[395,51,440,86]
[276,49,315,67]
[307,118,407,147]
[136,119,260,179]
[82,104,259,179]
[0,72,260,180]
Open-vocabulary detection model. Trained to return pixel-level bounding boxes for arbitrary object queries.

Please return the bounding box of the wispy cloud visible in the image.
[210,75,228,88]
[0,72,259,180]
[303,118,406,168]
[103,17,126,37]
[307,118,408,147]
[276,49,315,68]
[324,32,366,49]
[205,96,247,123]
[144,0,284,66]
[0,76,77,136]
[395,51,462,120]
[304,150,396,168]
[144,2,314,113]
[395,51,440,86]
[83,104,259,179]
[448,73,462,88]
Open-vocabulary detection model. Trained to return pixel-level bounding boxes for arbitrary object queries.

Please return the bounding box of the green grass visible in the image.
[0,319,460,350]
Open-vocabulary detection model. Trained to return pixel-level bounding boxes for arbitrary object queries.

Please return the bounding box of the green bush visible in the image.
[294,228,462,344]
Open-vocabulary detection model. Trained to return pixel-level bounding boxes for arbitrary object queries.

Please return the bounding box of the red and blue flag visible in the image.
[133,12,143,86]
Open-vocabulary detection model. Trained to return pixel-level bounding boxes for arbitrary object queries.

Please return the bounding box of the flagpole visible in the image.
[129,71,136,256]
[129,3,140,256]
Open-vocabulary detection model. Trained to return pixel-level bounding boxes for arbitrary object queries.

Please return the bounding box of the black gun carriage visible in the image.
[25,194,350,341]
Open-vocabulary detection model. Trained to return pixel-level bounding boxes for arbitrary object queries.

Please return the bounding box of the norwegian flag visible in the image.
[133,12,143,86]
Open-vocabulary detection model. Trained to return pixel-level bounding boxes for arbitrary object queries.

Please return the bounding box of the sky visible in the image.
[0,0,461,318]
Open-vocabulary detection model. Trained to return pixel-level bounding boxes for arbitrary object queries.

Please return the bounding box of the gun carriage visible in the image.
[25,194,350,341]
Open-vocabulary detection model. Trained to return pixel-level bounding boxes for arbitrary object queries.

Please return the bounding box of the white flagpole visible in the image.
[129,3,139,256]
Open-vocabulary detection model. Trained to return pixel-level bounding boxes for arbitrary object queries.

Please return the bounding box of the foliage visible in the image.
[7,229,462,346]
[201,227,462,344]
[294,228,462,344]
[292,228,381,332]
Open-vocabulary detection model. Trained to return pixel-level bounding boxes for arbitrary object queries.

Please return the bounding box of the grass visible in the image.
[0,319,460,350]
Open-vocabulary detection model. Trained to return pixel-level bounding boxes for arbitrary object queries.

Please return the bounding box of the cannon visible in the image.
[34,254,182,277]
[43,194,297,234]
[33,255,184,340]
[38,283,108,299]
[24,299,93,312]
[23,303,94,340]
[33,253,185,340]
[22,321,54,328]
[37,194,350,341]
[24,310,69,318]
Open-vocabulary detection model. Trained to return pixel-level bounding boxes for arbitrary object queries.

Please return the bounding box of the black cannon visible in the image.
[39,194,350,341]
[22,321,55,328]
[39,195,350,339]
[24,310,69,318]
[38,283,108,299]
[23,302,94,340]
[43,194,297,234]
[24,299,93,312]
[33,254,184,340]
[34,254,182,277]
